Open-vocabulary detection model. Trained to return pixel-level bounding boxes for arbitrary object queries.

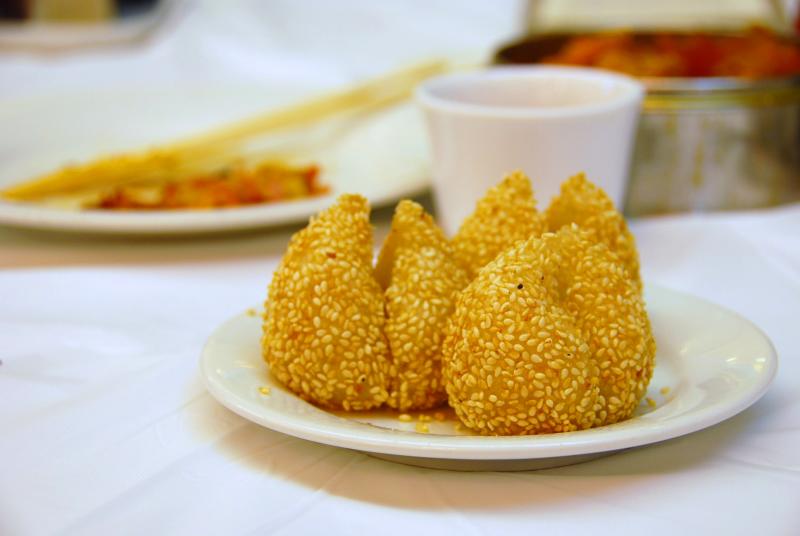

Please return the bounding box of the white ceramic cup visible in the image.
[417,66,644,235]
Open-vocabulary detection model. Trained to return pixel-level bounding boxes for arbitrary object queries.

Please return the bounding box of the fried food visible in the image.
[541,27,800,78]
[261,170,655,434]
[261,194,391,410]
[442,225,655,435]
[375,200,470,411]
[90,162,326,210]
[554,225,656,425]
[451,171,546,278]
[545,173,642,291]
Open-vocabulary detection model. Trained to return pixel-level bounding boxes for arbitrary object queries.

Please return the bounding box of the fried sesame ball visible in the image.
[262,194,391,410]
[552,225,656,425]
[545,173,642,291]
[451,171,546,278]
[442,225,655,435]
[375,200,470,411]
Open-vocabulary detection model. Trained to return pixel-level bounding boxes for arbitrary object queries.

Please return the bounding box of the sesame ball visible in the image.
[552,225,656,425]
[375,200,470,411]
[546,173,642,291]
[451,171,546,278]
[443,225,655,435]
[262,194,391,410]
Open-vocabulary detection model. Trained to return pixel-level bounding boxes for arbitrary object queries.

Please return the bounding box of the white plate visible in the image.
[201,285,777,471]
[0,86,429,234]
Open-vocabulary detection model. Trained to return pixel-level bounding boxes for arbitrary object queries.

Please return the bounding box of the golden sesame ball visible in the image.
[451,171,546,278]
[443,225,655,435]
[545,173,642,291]
[553,225,656,425]
[443,228,601,435]
[262,194,391,410]
[375,200,470,411]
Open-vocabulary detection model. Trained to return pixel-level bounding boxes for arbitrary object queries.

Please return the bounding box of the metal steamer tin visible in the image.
[496,33,800,216]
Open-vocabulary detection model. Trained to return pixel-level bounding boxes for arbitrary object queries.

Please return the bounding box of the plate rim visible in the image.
[200,284,778,460]
[0,182,429,235]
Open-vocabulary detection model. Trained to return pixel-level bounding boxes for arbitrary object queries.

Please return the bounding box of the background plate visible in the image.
[201,285,777,471]
[0,85,429,234]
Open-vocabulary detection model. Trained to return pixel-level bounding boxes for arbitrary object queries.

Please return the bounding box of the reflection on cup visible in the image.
[417,66,643,235]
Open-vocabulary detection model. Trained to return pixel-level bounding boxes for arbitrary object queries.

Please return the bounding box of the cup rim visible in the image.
[416,65,644,118]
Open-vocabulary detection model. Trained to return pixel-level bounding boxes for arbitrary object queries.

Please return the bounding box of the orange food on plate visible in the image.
[90,162,327,210]
[542,27,800,78]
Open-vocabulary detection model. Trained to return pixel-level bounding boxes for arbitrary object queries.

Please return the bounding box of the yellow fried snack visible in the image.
[262,194,391,410]
[375,200,470,411]
[554,225,656,425]
[545,173,642,291]
[442,225,655,435]
[451,171,546,278]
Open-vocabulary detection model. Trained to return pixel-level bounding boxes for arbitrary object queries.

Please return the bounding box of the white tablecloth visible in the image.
[2,2,799,535]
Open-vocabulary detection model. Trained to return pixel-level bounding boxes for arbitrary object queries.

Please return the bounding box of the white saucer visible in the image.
[200,285,777,471]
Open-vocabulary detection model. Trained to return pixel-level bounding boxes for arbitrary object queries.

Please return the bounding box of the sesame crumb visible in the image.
[646,397,657,408]
[398,413,413,422]
[415,422,430,434]
[246,308,258,317]
[258,386,271,395]
[660,386,671,396]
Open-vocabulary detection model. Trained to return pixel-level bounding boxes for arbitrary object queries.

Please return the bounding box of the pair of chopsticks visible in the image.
[2,59,447,201]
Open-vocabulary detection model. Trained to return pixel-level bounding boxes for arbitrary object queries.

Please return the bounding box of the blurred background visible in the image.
[1,0,800,216]
[0,0,523,96]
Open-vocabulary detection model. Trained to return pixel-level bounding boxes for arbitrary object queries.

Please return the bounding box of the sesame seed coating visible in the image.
[451,171,546,278]
[261,194,391,410]
[375,200,470,411]
[442,225,655,435]
[546,173,642,291]
[553,225,656,425]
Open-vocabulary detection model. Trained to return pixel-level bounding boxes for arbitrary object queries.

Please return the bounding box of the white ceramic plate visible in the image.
[0,86,429,234]
[201,285,777,471]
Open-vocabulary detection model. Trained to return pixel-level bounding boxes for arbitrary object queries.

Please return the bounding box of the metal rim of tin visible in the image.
[643,76,800,110]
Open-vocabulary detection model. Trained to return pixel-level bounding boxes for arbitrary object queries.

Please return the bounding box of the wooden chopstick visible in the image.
[168,59,446,151]
[2,59,447,200]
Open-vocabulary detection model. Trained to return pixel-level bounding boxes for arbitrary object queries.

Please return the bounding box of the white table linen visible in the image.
[2,203,799,536]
